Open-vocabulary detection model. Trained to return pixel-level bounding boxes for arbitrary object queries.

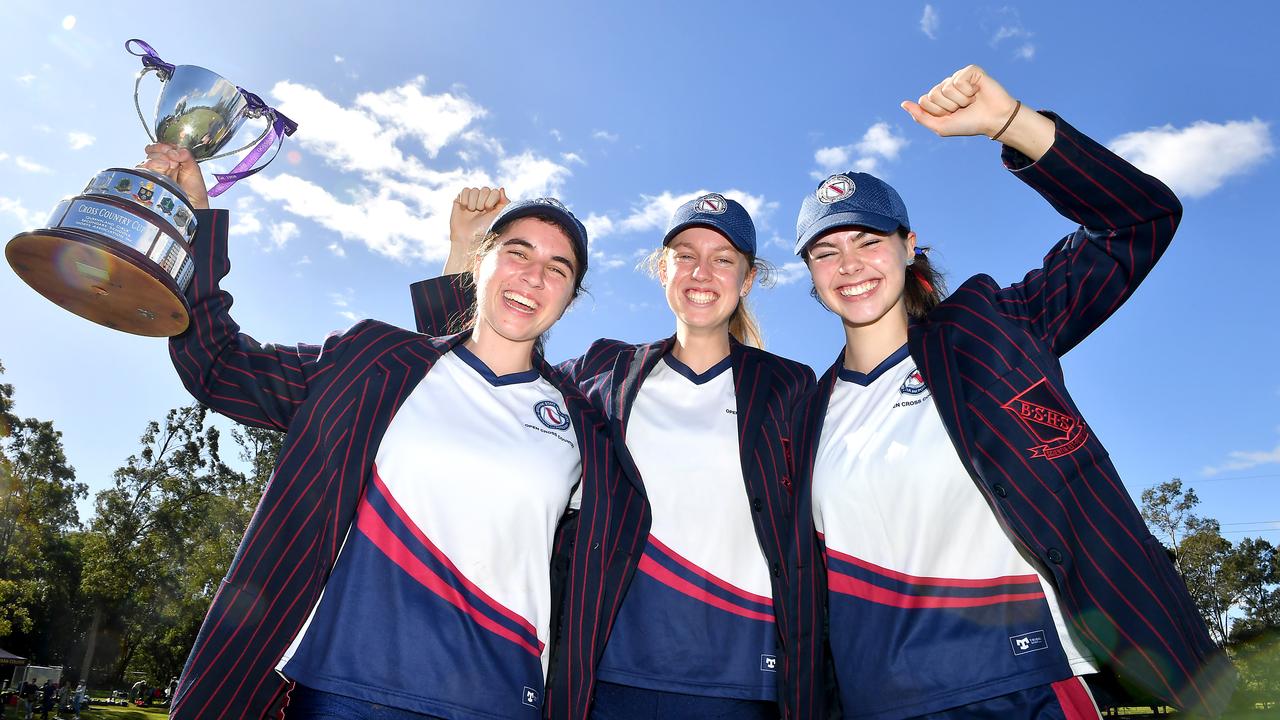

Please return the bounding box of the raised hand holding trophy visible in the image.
[5,40,297,337]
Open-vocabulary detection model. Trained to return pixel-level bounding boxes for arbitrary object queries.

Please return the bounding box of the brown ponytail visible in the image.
[904,244,946,320]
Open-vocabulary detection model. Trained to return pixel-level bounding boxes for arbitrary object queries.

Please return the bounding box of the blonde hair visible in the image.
[640,246,773,349]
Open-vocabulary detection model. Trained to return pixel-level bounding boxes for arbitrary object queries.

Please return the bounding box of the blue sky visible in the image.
[2,2,1277,544]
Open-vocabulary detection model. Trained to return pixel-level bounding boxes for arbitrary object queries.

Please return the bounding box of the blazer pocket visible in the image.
[967,359,1109,494]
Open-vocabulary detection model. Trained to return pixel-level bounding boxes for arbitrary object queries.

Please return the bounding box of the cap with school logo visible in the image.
[794,172,911,255]
[489,197,591,272]
[663,192,757,255]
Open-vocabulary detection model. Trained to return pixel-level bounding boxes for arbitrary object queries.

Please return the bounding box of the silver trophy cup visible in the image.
[5,43,282,337]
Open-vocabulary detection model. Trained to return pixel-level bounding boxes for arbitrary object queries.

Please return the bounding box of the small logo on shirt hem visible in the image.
[521,686,540,707]
[760,654,778,672]
[1009,630,1048,656]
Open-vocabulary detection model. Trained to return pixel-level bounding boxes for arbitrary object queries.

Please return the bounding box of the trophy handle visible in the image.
[133,67,160,144]
[198,110,275,164]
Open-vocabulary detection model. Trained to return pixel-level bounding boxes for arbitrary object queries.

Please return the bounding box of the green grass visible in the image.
[0,703,169,720]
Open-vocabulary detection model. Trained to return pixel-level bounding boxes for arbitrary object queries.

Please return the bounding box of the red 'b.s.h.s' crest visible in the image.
[1001,378,1089,459]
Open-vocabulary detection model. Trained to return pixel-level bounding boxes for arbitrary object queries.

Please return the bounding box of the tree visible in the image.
[1139,479,1242,645]
[0,360,86,653]
[1140,478,1201,576]
[79,405,240,685]
[77,405,282,687]
[1177,519,1237,644]
[1226,537,1279,633]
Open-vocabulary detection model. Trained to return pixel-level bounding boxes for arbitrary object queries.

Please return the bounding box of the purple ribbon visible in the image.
[125,39,298,198]
[206,91,298,197]
[125,39,175,78]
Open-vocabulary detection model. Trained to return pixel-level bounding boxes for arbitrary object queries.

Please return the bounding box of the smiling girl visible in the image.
[140,142,622,720]
[789,66,1235,719]
[413,190,819,719]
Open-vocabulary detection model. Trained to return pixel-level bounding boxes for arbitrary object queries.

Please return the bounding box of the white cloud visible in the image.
[773,262,811,286]
[993,25,1030,43]
[857,123,908,161]
[333,55,345,64]
[813,122,909,178]
[230,196,262,238]
[329,289,353,308]
[592,130,619,142]
[249,173,447,262]
[328,242,346,258]
[618,189,773,238]
[338,310,360,322]
[989,8,1035,60]
[582,213,615,243]
[247,79,573,263]
[1109,119,1273,198]
[0,152,8,162]
[357,77,487,158]
[0,196,45,227]
[920,5,939,39]
[67,131,95,150]
[550,129,563,142]
[61,16,76,30]
[16,73,35,86]
[497,151,571,201]
[268,221,299,250]
[561,152,585,165]
[1202,435,1280,476]
[14,157,51,174]
[814,146,850,170]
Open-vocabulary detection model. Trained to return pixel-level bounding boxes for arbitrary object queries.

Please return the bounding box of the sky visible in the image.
[1,2,1278,544]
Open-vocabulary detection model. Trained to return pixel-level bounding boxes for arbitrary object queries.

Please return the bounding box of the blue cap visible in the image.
[794,172,910,255]
[489,197,590,272]
[663,193,756,255]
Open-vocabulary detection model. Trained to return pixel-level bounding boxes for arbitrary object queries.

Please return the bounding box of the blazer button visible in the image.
[752,498,763,512]
[592,542,601,550]
[771,562,781,577]
[992,484,1008,498]
[1047,548,1064,564]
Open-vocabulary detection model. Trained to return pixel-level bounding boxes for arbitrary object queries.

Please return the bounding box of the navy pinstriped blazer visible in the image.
[410,282,821,719]
[167,210,634,720]
[791,115,1236,717]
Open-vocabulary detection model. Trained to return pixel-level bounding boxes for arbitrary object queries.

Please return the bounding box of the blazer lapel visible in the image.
[730,341,776,467]
[604,337,674,497]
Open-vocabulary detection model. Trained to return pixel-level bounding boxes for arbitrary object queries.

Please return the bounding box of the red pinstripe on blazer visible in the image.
[790,114,1236,718]
[409,282,821,719]
[167,209,631,720]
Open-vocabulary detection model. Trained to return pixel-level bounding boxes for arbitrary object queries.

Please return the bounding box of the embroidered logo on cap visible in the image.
[534,197,569,213]
[695,193,729,214]
[817,175,855,204]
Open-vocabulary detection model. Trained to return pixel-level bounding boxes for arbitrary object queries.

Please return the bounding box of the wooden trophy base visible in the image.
[6,227,191,337]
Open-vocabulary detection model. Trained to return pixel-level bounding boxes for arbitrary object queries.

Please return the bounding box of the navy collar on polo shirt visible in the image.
[662,352,733,385]
[452,344,541,387]
[836,343,910,386]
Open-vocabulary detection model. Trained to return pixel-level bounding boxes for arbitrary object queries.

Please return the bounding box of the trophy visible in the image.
[5,40,297,337]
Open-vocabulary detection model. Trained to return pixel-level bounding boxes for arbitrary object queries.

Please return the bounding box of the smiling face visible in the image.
[472,216,579,346]
[805,226,916,331]
[660,226,756,337]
